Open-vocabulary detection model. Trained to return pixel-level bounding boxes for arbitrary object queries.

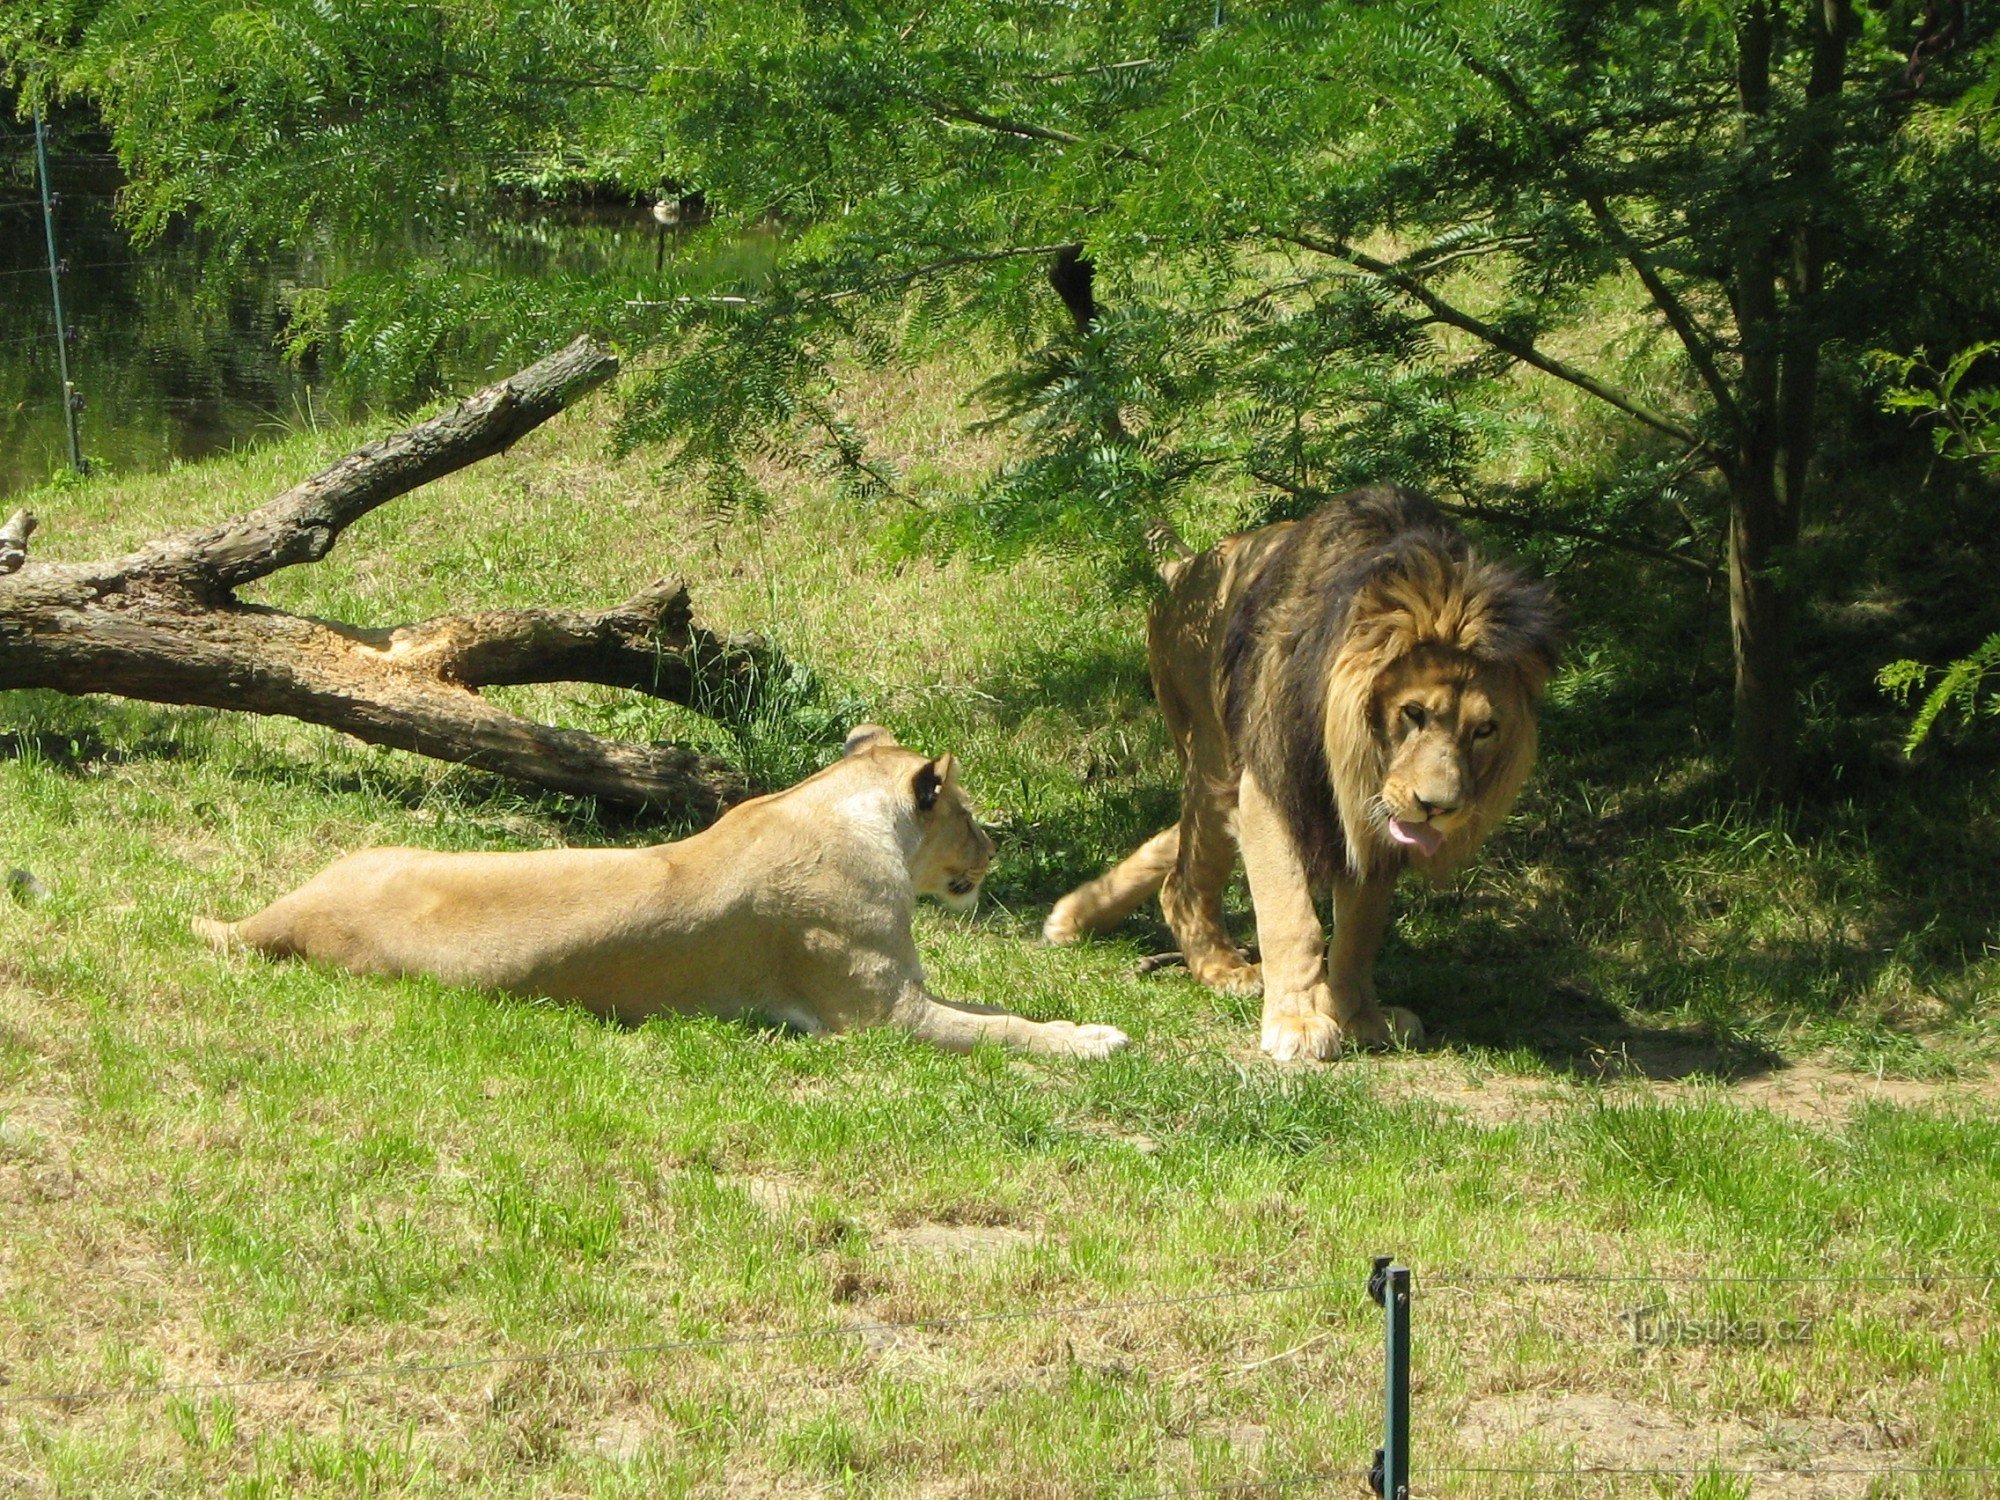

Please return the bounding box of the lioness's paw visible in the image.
[1260,1010,1343,1062]
[1041,1020,1130,1059]
[1069,1022,1131,1059]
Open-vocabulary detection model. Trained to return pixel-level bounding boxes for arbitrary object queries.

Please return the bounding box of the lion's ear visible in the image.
[844,724,899,756]
[911,755,954,811]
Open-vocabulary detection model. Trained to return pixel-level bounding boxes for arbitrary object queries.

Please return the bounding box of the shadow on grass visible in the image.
[988,637,1155,719]
[972,564,1998,1072]
[0,726,135,771]
[1396,955,1787,1083]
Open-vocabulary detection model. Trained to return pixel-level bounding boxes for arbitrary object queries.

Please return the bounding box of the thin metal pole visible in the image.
[32,101,83,473]
[1370,1257,1412,1500]
[1384,1265,1411,1500]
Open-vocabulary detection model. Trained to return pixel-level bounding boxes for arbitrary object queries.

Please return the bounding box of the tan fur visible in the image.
[200,727,1127,1058]
[1046,487,1556,1061]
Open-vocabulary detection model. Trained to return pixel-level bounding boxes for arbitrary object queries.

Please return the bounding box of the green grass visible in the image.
[1,362,1997,1496]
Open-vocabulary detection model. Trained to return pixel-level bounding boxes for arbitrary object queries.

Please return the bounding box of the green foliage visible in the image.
[9,0,2000,784]
[1878,633,2000,754]
[1870,343,2000,749]
[1872,342,2000,472]
[12,0,1997,539]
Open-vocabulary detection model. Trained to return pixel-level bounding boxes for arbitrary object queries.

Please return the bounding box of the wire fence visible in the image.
[0,257,155,279]
[1,1259,1993,1493]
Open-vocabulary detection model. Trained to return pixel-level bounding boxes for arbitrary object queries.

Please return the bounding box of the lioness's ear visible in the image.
[911,756,952,811]
[844,723,899,756]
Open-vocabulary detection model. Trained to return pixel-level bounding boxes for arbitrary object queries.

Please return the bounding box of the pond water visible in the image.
[0,129,759,504]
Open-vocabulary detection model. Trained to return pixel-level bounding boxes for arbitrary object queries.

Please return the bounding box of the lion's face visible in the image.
[1324,635,1543,878]
[1309,534,1557,881]
[1366,645,1530,859]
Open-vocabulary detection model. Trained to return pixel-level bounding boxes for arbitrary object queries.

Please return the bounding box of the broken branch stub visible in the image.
[0,510,35,575]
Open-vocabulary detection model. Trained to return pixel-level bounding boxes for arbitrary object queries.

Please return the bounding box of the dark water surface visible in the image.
[1,132,743,504]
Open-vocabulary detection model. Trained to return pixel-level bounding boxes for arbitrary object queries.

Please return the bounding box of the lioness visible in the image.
[1046,486,1558,1061]
[197,727,1128,1058]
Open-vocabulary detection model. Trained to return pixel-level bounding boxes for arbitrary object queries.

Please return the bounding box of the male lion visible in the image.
[197,727,1128,1058]
[1045,486,1558,1061]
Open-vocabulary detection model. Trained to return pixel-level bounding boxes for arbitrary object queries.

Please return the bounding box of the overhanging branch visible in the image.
[1251,468,1718,577]
[625,243,1083,314]
[1459,54,1744,437]
[1276,229,1723,462]
[918,98,1156,166]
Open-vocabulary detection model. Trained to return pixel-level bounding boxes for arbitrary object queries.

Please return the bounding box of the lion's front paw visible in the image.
[1260,1010,1343,1062]
[1041,897,1089,946]
[1193,957,1263,999]
[1340,1005,1427,1052]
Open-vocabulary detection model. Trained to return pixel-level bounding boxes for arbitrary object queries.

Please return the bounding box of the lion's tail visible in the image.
[190,916,243,953]
[1143,516,1195,587]
[1043,826,1180,945]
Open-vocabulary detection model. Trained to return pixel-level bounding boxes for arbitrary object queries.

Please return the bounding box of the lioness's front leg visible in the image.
[1327,873,1424,1051]
[1236,770,1342,1061]
[891,982,1129,1059]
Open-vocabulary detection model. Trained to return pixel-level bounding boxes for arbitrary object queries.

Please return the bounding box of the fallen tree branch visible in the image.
[0,338,762,819]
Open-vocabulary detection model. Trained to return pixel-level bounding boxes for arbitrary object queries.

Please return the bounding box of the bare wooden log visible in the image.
[0,339,761,820]
[137,336,621,591]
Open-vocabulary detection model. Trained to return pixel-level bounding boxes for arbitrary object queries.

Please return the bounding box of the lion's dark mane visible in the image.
[1221,485,1557,885]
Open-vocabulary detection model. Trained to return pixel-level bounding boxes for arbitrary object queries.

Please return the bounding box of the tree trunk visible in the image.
[1723,0,1847,796]
[1726,466,1798,792]
[0,337,761,820]
[1724,0,1799,795]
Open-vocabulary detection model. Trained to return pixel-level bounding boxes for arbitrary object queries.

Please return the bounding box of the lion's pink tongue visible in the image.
[1387,818,1444,856]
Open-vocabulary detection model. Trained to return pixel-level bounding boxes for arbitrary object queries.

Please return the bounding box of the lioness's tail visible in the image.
[1043,826,1179,945]
[191,916,242,952]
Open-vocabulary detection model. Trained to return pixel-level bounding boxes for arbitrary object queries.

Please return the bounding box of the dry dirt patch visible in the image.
[728,1175,1039,1260]
[0,1094,78,1212]
[880,1223,1036,1260]
[1456,1390,1911,1498]
[732,1173,803,1215]
[1373,1063,1570,1127]
[1375,1057,2000,1128]
[1651,1061,2000,1123]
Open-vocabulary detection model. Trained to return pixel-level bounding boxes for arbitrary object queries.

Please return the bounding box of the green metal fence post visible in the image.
[1369,1256,1411,1500]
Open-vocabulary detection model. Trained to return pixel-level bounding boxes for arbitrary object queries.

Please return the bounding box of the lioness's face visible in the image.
[1373,649,1525,858]
[842,727,996,911]
[909,761,996,913]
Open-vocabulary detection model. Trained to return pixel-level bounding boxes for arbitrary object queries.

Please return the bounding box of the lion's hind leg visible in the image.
[1160,793,1261,998]
[1042,826,1179,945]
